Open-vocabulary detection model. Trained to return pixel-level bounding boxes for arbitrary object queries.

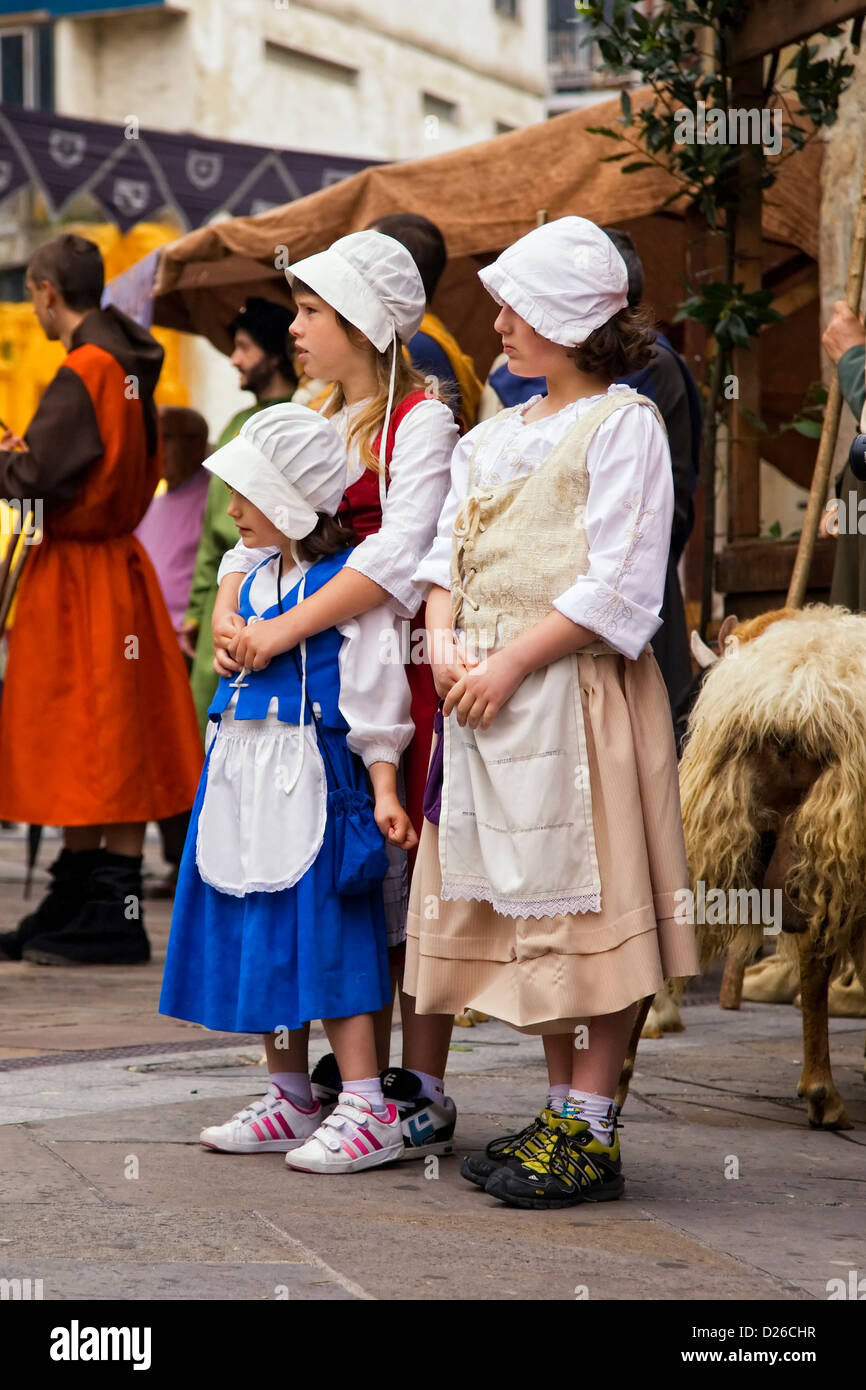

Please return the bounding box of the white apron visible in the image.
[196,708,327,898]
[439,652,601,919]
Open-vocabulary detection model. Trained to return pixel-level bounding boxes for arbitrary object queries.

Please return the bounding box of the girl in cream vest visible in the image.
[405,216,700,1210]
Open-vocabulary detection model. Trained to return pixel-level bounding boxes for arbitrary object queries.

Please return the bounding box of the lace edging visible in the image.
[440,879,601,920]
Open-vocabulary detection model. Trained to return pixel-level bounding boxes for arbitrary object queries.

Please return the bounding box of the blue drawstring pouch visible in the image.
[327,785,390,896]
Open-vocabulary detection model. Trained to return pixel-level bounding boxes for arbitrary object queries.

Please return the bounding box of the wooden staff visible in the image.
[787,161,866,607]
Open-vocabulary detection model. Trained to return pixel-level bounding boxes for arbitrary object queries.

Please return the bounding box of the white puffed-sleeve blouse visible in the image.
[217,396,458,619]
[412,385,674,660]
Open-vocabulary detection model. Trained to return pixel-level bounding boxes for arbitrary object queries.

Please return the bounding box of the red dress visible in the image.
[337,391,439,862]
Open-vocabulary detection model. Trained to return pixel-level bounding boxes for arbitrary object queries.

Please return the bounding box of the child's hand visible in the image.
[230,612,298,671]
[374,794,419,851]
[443,648,526,730]
[213,611,246,677]
[430,629,472,700]
[431,654,469,701]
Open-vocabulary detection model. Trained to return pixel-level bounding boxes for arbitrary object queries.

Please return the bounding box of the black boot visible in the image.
[22,852,150,966]
[0,848,107,962]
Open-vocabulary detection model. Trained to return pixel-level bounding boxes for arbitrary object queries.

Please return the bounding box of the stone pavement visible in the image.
[1,829,864,1302]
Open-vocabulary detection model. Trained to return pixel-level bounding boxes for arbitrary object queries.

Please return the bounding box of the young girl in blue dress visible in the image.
[159,403,417,1174]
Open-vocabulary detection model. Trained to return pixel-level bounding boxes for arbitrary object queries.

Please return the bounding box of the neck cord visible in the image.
[276,549,308,795]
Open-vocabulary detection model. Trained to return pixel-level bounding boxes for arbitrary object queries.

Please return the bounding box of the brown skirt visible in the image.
[403,647,700,1033]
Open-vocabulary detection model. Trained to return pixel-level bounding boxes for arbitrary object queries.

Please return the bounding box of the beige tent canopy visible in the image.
[141,91,823,484]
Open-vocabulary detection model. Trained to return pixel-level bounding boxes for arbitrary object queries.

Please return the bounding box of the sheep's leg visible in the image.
[795,936,852,1130]
[642,983,685,1037]
[719,937,752,1010]
[615,994,654,1114]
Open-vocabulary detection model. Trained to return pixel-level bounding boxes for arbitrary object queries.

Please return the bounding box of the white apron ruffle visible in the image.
[196,708,327,897]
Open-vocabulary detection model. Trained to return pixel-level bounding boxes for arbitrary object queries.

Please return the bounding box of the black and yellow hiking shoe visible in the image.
[460,1108,558,1189]
[484,1112,624,1209]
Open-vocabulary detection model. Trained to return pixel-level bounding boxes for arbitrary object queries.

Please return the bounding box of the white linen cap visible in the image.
[285,230,426,353]
[205,403,347,540]
[478,216,629,346]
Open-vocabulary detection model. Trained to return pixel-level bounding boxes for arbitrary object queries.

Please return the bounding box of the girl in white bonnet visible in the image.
[405,215,700,1209]
[209,232,460,1161]
[160,404,417,1174]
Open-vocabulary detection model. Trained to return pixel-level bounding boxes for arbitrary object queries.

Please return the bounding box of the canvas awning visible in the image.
[135,88,823,380]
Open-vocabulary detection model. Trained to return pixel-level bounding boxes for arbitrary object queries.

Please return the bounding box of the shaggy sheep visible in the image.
[676,605,866,1128]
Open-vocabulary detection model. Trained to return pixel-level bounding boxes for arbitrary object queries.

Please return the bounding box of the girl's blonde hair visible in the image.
[293,278,432,473]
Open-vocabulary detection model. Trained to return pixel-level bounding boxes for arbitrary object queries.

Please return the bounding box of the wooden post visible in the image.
[726,57,765,546]
[682,205,712,622]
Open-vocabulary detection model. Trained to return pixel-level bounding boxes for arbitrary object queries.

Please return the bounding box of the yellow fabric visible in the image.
[419,312,483,428]
[0,222,187,438]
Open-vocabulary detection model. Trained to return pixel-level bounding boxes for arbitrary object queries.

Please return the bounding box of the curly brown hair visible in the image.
[570,304,655,379]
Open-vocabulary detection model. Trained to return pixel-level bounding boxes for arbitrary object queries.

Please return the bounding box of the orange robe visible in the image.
[0,310,202,826]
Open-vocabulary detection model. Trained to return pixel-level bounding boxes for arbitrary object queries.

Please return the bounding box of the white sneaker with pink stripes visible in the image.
[199,1082,323,1153]
[284,1092,403,1173]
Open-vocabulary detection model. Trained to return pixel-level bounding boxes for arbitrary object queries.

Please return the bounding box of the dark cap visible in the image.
[228,297,293,357]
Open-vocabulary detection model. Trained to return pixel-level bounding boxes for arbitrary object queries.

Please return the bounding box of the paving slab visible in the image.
[2,839,866,1302]
[0,1259,357,1300]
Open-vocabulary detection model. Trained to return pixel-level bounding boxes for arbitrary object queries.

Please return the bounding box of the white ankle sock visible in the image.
[270,1072,313,1107]
[547,1083,570,1115]
[343,1077,388,1116]
[562,1089,616,1143]
[407,1068,444,1103]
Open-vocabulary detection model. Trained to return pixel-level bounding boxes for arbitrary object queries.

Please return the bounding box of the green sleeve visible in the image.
[184,475,225,626]
[184,406,259,624]
[838,345,866,425]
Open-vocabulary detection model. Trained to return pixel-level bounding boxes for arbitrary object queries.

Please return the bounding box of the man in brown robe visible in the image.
[0,234,202,965]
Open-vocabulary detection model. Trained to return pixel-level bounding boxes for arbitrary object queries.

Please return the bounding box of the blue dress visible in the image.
[159,550,392,1033]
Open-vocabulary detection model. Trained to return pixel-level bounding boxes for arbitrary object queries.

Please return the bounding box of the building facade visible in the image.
[1,0,547,434]
[4,0,547,157]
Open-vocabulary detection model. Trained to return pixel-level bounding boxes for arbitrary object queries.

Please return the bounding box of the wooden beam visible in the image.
[727,58,765,543]
[730,0,866,65]
[682,205,712,611]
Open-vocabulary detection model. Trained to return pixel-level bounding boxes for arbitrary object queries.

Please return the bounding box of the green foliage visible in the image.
[577,0,854,373]
[676,283,783,348]
[778,380,829,440]
[577,0,853,226]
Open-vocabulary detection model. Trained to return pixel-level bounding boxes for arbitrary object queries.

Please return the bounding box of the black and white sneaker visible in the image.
[310,1052,342,1115]
[381,1066,456,1161]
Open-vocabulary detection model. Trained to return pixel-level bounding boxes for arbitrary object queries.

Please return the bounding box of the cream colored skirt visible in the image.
[403,648,700,1033]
